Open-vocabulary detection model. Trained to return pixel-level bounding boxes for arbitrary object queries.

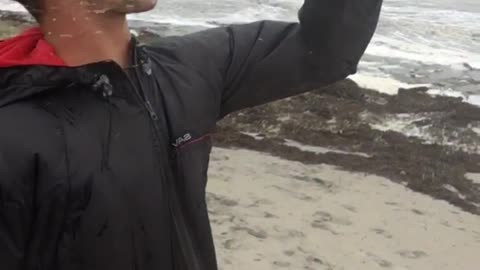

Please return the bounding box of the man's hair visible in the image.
[15,0,42,20]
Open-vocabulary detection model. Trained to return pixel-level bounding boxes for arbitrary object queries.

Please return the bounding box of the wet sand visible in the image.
[208,147,480,270]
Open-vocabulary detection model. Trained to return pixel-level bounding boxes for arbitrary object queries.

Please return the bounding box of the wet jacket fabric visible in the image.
[0,1,383,269]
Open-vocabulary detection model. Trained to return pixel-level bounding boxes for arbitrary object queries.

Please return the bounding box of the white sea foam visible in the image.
[428,89,480,107]
[129,2,294,27]
[348,73,480,108]
[0,1,24,12]
[349,73,431,95]
[367,2,479,61]
[368,113,436,143]
[366,112,480,154]
[366,35,480,70]
[129,14,216,28]
[465,173,480,185]
[284,139,371,158]
[241,132,265,141]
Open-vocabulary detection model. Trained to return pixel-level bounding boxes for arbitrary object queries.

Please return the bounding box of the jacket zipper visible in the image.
[126,50,201,270]
[125,64,199,270]
[124,43,202,270]
[125,71,164,147]
[122,71,168,270]
[144,100,159,121]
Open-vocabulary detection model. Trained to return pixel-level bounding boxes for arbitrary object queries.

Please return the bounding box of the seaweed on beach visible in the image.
[215,80,480,215]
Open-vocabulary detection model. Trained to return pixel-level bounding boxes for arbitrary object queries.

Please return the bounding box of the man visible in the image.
[0,0,383,269]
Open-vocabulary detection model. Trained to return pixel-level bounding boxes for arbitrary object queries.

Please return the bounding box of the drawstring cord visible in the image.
[101,102,114,171]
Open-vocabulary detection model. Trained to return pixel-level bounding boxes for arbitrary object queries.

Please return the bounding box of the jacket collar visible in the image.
[0,36,150,108]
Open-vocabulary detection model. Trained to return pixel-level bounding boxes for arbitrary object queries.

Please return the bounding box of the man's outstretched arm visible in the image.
[171,0,383,118]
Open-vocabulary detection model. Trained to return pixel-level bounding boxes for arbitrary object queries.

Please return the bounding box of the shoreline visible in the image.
[215,80,480,215]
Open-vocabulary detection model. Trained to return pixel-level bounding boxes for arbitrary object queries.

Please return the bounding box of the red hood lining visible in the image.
[0,27,66,68]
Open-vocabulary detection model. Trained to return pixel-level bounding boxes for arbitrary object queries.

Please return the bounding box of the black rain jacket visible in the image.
[0,1,383,269]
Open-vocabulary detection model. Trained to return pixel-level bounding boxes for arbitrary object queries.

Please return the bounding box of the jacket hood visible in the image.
[0,27,65,68]
[0,28,122,108]
[0,27,69,108]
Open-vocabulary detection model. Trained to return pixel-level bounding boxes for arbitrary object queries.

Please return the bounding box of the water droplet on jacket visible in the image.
[93,74,114,97]
[143,62,152,75]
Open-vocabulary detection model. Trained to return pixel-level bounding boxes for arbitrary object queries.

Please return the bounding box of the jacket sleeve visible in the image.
[178,0,383,117]
[0,141,35,269]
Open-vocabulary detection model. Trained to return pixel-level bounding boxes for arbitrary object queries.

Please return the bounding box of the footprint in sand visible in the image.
[218,198,238,207]
[305,256,335,270]
[223,239,240,250]
[297,246,307,254]
[311,211,352,235]
[288,229,306,238]
[270,185,315,201]
[222,258,233,265]
[411,209,426,215]
[397,250,428,259]
[306,256,324,264]
[385,201,400,206]
[292,175,336,191]
[273,261,291,267]
[313,211,334,222]
[440,220,452,228]
[366,252,393,268]
[313,211,353,226]
[231,226,268,239]
[217,166,234,174]
[371,228,393,239]
[247,198,274,208]
[342,204,357,213]
[252,252,266,262]
[206,193,238,207]
[264,211,278,218]
[311,221,339,235]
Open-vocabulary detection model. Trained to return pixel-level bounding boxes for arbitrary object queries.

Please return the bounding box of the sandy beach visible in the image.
[208,147,480,270]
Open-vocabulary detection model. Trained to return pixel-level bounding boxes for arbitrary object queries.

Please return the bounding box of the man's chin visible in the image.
[116,0,158,14]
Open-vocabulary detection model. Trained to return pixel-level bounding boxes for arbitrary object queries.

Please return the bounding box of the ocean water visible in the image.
[1,0,479,103]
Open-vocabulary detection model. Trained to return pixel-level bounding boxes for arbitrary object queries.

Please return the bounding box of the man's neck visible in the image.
[40,8,132,68]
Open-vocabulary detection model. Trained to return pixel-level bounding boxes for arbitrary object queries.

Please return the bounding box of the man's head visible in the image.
[16,0,157,21]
